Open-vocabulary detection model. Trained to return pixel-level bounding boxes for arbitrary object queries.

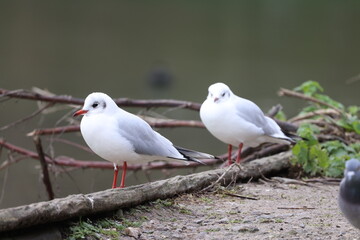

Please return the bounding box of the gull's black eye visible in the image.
[221,92,226,97]
[92,102,99,108]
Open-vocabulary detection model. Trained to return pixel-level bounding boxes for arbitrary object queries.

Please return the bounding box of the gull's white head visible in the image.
[73,92,118,117]
[207,82,233,103]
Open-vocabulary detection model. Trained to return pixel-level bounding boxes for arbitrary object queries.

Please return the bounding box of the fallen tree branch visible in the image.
[0,150,292,232]
[0,139,222,171]
[278,88,342,114]
[289,109,340,123]
[0,88,201,111]
[27,118,204,137]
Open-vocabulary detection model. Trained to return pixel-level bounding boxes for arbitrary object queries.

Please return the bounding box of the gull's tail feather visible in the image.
[174,146,218,165]
[284,132,305,142]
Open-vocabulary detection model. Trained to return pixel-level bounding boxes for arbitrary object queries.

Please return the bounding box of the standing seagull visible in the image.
[74,92,215,188]
[200,82,295,165]
[338,158,360,229]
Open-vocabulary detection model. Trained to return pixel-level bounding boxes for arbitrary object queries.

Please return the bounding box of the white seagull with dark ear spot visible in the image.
[339,158,360,229]
[200,82,295,165]
[74,92,216,189]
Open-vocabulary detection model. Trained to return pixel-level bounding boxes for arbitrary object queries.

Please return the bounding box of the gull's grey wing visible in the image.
[232,96,294,142]
[232,96,273,134]
[117,112,183,159]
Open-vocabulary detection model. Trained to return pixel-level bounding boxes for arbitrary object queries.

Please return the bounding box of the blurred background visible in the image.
[0,1,359,208]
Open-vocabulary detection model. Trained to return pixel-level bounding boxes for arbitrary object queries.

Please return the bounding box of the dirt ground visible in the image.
[117,180,359,240]
[6,179,359,240]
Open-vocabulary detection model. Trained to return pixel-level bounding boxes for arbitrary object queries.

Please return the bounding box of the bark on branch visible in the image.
[0,88,201,110]
[0,139,221,171]
[278,88,342,114]
[27,118,204,137]
[0,150,292,232]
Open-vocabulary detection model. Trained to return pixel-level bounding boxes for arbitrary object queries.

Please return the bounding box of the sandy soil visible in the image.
[119,180,359,240]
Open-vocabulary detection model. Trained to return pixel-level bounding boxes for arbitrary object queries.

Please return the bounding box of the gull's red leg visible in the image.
[112,164,119,189]
[228,144,233,166]
[119,161,127,188]
[236,143,244,163]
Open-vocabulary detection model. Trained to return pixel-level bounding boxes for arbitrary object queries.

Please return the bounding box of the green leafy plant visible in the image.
[290,81,360,177]
[295,80,360,134]
[291,123,360,177]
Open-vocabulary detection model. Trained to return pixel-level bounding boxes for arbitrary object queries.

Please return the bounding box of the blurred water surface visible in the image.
[0,1,359,208]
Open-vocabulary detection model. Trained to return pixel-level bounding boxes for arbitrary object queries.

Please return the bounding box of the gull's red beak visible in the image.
[73,109,88,117]
[214,97,219,103]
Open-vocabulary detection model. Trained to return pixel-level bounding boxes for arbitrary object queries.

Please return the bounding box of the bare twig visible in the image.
[0,167,8,204]
[0,102,54,131]
[277,206,315,210]
[301,177,341,185]
[48,138,93,153]
[242,144,290,163]
[27,118,204,137]
[199,164,242,192]
[278,88,342,114]
[0,155,28,171]
[271,177,315,187]
[140,116,204,128]
[27,125,80,136]
[33,136,54,200]
[289,109,340,122]
[0,88,201,111]
[267,104,283,118]
[224,192,258,200]
[0,139,221,171]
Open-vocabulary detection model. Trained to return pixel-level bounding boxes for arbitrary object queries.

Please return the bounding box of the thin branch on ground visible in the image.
[277,206,316,210]
[271,177,316,187]
[223,192,259,200]
[199,164,242,193]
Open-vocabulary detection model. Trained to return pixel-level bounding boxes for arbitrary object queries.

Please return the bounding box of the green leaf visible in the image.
[348,105,359,115]
[311,145,329,169]
[300,105,320,114]
[336,118,353,131]
[326,157,346,177]
[314,94,344,110]
[292,141,309,165]
[296,123,319,145]
[275,110,287,121]
[352,120,360,134]
[294,80,324,96]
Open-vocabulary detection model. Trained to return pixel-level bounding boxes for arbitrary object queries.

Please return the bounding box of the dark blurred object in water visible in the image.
[147,66,173,90]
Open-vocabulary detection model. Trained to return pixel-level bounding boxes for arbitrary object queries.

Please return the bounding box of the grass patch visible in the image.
[66,216,143,240]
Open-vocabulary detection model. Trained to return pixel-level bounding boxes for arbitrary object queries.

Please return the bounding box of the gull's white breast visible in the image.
[200,99,264,147]
[80,112,139,165]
